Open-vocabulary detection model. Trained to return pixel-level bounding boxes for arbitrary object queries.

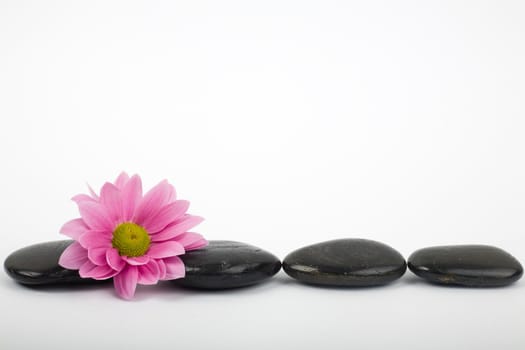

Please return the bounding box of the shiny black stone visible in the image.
[408,245,523,287]
[4,240,281,289]
[4,240,94,285]
[173,240,281,289]
[283,238,407,286]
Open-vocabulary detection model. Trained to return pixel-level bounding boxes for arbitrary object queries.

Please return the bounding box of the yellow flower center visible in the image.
[112,222,151,257]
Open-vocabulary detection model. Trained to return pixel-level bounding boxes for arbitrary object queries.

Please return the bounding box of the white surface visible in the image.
[1,1,524,349]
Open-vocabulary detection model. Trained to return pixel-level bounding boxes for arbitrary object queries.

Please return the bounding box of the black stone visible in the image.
[4,240,281,289]
[282,238,407,287]
[408,245,523,287]
[173,240,281,289]
[4,240,95,285]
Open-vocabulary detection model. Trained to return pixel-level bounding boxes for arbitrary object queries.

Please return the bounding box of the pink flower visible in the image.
[58,172,207,299]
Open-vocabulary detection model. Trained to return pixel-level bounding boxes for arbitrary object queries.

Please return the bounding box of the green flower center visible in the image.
[112,222,151,257]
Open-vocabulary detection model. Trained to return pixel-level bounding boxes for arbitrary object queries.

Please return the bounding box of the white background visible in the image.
[1,1,524,349]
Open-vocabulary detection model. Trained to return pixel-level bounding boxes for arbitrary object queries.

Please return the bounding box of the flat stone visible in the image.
[283,238,407,286]
[172,240,281,289]
[4,240,281,289]
[4,240,96,285]
[408,245,523,287]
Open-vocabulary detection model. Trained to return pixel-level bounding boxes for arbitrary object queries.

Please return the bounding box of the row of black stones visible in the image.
[4,239,523,289]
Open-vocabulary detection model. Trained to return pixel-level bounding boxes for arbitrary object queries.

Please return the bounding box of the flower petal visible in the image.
[133,180,176,225]
[113,265,139,300]
[72,194,97,205]
[58,242,88,270]
[80,262,118,280]
[78,201,114,231]
[60,218,89,240]
[87,184,99,200]
[162,256,185,280]
[175,232,208,251]
[114,172,130,189]
[121,174,142,222]
[122,255,150,266]
[185,238,208,251]
[151,215,204,242]
[147,241,184,259]
[90,266,119,280]
[78,260,98,277]
[157,259,167,280]
[137,260,160,285]
[79,231,112,249]
[88,247,109,266]
[142,200,190,234]
[100,182,122,223]
[106,248,126,271]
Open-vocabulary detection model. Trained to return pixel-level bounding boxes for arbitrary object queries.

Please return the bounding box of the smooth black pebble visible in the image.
[283,238,407,287]
[408,245,523,287]
[173,240,281,289]
[5,240,281,289]
[4,240,96,285]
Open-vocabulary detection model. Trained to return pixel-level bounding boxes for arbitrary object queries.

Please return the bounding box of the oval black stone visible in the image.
[173,240,281,289]
[4,240,281,289]
[283,238,407,287]
[408,245,523,287]
[4,240,94,285]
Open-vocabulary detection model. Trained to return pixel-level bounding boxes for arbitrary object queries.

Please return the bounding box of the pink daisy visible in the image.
[58,172,207,299]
